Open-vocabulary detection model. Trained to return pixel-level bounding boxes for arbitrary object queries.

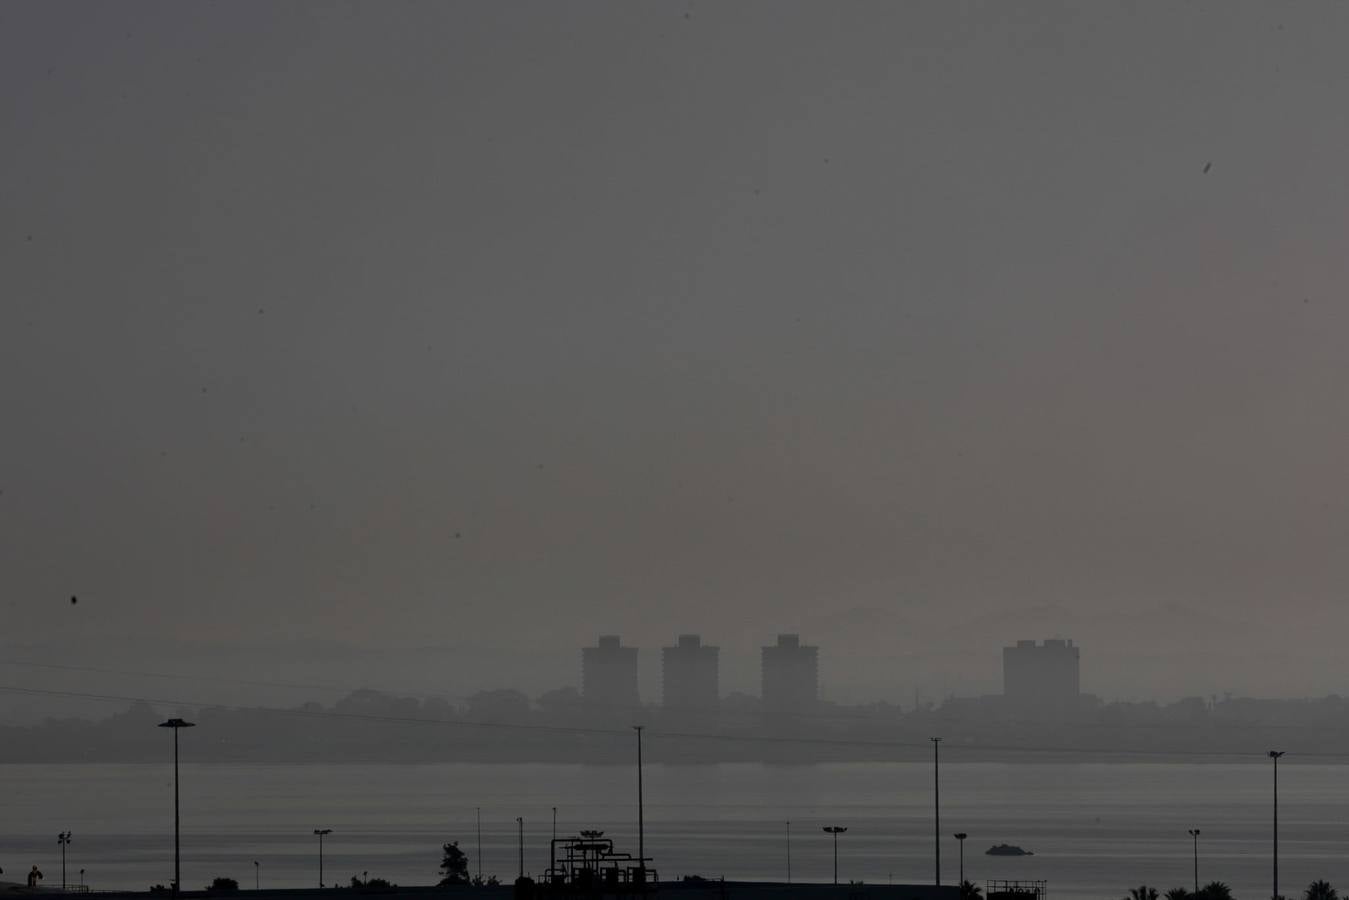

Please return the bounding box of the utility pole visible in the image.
[58,832,71,891]
[1188,829,1201,895]
[313,829,332,888]
[516,817,524,881]
[633,726,646,881]
[1270,751,1285,900]
[932,737,942,888]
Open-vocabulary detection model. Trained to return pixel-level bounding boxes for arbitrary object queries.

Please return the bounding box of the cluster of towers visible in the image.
[580,634,819,713]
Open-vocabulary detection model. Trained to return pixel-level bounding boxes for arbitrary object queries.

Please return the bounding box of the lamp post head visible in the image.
[158,718,196,729]
[1269,750,1285,759]
[313,829,332,836]
[1189,829,1201,837]
[954,833,967,841]
[822,826,847,834]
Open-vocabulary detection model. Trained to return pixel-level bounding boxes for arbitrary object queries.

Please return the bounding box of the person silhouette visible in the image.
[28,865,44,887]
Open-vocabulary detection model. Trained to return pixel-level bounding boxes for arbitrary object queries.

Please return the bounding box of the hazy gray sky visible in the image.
[4,1,1349,705]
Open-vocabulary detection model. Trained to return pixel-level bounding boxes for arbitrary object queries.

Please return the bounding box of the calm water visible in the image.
[2,762,1345,899]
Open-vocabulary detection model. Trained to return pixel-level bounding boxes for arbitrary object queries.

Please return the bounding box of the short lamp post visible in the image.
[253,860,260,891]
[822,827,847,885]
[314,829,332,887]
[954,833,968,889]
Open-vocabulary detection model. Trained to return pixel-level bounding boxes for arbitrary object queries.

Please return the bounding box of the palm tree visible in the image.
[1305,881,1338,900]
[961,881,983,900]
[1198,882,1233,900]
[1165,888,1191,900]
[1129,887,1160,900]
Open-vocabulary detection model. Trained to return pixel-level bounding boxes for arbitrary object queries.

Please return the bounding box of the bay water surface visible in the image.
[2,763,1345,900]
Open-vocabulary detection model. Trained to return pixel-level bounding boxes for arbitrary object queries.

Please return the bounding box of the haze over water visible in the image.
[4,762,1340,900]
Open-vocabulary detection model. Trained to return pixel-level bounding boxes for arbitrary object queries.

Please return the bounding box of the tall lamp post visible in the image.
[785,821,791,885]
[1270,751,1285,900]
[954,833,967,889]
[633,726,646,883]
[158,718,195,898]
[1187,829,1200,895]
[932,737,942,888]
[515,817,524,881]
[313,829,332,887]
[822,827,847,885]
[58,832,72,891]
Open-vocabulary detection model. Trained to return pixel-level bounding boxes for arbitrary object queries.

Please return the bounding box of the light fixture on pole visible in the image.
[58,832,72,891]
[1269,751,1285,900]
[476,807,483,883]
[313,829,332,887]
[822,826,847,885]
[158,718,195,899]
[785,820,791,885]
[1187,829,1200,895]
[954,833,967,890]
[253,861,260,891]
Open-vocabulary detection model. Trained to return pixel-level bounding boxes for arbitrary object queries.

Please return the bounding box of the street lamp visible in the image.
[158,718,195,898]
[80,869,85,890]
[313,829,332,887]
[1270,751,1285,900]
[954,833,968,890]
[822,827,847,885]
[58,832,72,891]
[253,861,260,891]
[1187,829,1200,895]
[785,820,791,885]
[476,808,483,883]
[633,725,646,883]
[932,737,942,888]
[515,817,524,881]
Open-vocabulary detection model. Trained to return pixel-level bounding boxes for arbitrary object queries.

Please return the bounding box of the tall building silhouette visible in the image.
[661,634,719,711]
[761,634,818,713]
[582,635,639,710]
[1003,638,1079,714]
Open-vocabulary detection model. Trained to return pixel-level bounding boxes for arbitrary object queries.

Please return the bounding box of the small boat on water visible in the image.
[986,843,1034,856]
